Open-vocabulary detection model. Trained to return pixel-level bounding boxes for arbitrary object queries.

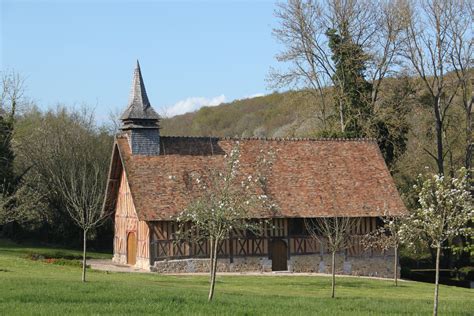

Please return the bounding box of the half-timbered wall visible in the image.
[113,170,149,267]
[149,217,380,262]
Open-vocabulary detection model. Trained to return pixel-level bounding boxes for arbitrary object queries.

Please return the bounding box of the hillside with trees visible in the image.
[161,72,470,204]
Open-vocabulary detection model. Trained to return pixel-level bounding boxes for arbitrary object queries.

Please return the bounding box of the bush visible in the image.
[400,266,411,278]
[457,266,474,281]
[24,252,89,268]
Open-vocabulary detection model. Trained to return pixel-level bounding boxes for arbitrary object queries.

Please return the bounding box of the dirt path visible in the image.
[88,259,150,273]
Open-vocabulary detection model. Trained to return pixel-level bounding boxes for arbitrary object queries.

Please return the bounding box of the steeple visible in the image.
[120,60,160,129]
[120,61,160,156]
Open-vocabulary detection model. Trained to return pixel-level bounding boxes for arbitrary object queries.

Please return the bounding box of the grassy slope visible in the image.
[1,241,473,315]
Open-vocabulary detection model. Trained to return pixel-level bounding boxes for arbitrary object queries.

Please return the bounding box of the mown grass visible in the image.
[0,239,472,315]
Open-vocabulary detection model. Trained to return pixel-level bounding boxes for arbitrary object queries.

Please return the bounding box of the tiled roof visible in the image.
[105,135,407,221]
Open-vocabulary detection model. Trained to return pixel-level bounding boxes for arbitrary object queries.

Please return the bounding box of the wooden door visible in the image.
[127,232,137,265]
[271,239,288,271]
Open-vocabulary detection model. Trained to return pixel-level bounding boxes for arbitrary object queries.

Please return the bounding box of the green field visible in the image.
[0,240,472,315]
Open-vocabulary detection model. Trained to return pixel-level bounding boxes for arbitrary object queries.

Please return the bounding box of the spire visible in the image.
[120,60,160,123]
[120,61,161,155]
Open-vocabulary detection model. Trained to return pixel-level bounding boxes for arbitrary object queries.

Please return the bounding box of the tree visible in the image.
[269,0,404,135]
[0,179,46,227]
[304,216,358,298]
[362,211,404,286]
[176,143,276,301]
[399,168,473,316]
[0,70,25,196]
[14,106,113,247]
[0,71,46,230]
[0,112,15,195]
[444,0,473,179]
[326,25,372,136]
[53,158,110,282]
[400,0,472,176]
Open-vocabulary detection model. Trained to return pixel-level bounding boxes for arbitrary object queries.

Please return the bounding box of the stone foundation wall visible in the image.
[152,257,272,273]
[289,254,399,278]
[151,254,399,278]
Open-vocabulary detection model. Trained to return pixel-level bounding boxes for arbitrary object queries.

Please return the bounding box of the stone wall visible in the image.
[151,254,399,278]
[112,254,151,271]
[152,257,272,273]
[289,254,399,278]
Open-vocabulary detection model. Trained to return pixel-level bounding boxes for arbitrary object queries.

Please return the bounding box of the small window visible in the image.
[289,218,308,236]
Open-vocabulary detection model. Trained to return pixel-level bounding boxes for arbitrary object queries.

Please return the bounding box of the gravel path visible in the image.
[88,259,406,282]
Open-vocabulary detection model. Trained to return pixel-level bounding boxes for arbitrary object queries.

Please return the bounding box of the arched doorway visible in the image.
[127,232,137,265]
[271,239,288,271]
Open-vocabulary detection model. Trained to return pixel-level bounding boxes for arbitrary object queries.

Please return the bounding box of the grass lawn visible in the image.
[0,239,472,315]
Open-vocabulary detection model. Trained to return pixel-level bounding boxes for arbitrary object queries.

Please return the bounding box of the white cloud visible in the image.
[243,92,265,99]
[164,94,226,117]
[161,92,266,117]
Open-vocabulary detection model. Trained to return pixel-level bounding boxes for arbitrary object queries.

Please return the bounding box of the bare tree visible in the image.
[305,216,358,298]
[400,0,471,175]
[53,159,110,282]
[444,0,473,176]
[0,70,26,118]
[269,0,403,132]
[362,211,404,286]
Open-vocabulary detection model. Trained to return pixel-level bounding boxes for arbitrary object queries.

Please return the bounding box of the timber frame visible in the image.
[148,217,382,263]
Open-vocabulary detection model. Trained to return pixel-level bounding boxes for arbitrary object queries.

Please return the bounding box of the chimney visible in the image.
[120,61,160,155]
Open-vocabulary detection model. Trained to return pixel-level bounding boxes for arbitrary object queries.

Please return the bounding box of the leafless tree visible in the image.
[304,216,358,298]
[1,70,25,118]
[400,0,472,176]
[362,211,404,286]
[269,0,404,132]
[53,159,111,282]
[444,1,473,177]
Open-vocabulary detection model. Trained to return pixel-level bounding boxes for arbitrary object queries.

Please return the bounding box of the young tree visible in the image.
[53,159,110,282]
[176,143,275,301]
[304,216,358,298]
[362,211,404,286]
[399,168,473,316]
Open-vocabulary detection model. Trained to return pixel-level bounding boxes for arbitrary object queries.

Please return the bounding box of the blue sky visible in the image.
[1,0,280,120]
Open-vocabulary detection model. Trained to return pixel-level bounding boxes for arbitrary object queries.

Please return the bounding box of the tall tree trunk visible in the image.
[433,96,444,176]
[82,229,87,283]
[394,244,398,287]
[433,245,441,316]
[208,238,219,302]
[331,250,336,298]
[339,100,345,133]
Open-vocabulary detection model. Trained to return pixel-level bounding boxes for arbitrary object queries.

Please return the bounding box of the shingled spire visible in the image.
[120,61,160,156]
[120,60,160,126]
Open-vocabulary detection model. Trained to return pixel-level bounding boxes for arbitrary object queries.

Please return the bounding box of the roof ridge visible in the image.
[158,135,377,142]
